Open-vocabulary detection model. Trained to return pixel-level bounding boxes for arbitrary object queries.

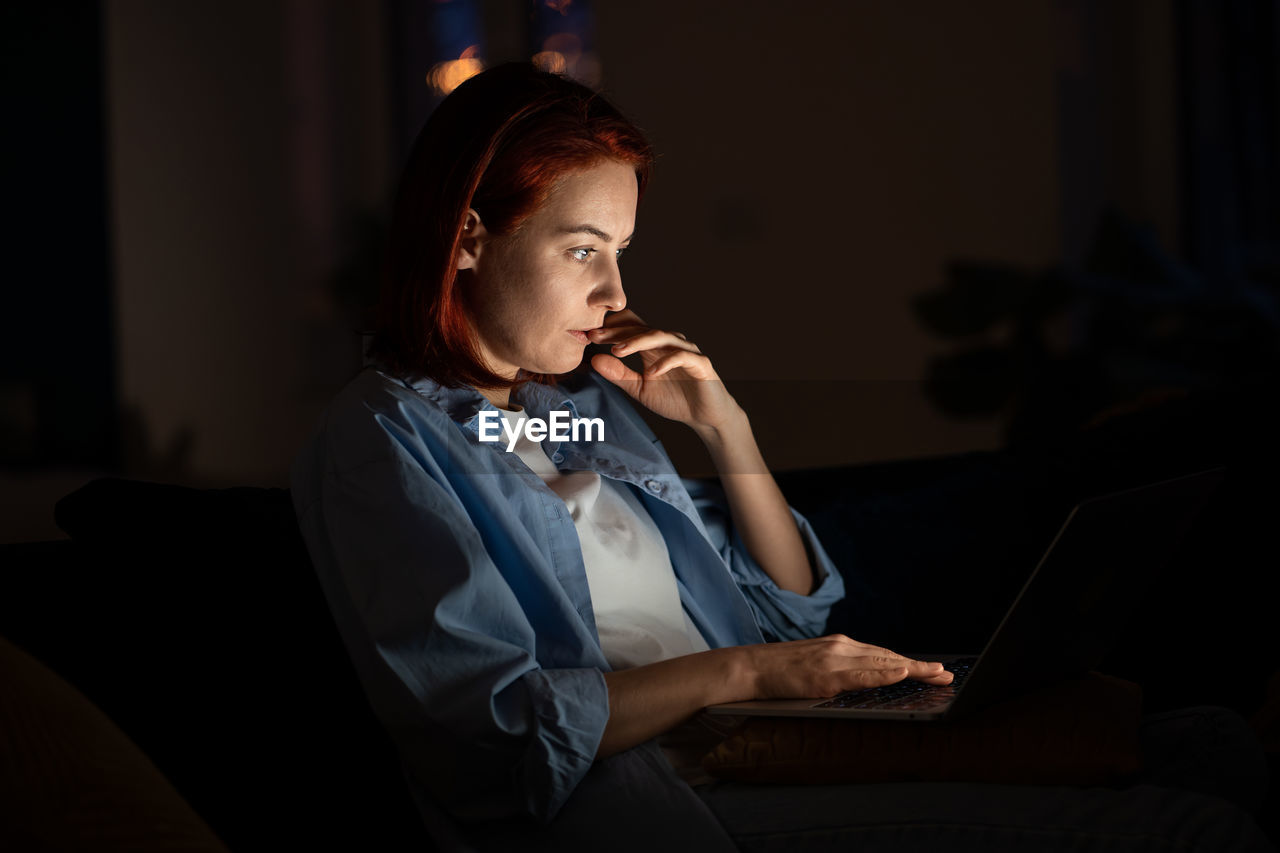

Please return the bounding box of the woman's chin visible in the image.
[524,356,582,377]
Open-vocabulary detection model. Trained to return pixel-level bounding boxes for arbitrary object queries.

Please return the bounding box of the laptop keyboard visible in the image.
[812,656,977,711]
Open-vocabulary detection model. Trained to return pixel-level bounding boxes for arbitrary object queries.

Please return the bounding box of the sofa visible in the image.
[3,386,1278,850]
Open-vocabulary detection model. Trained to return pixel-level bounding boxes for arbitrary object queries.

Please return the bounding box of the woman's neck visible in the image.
[476,386,513,410]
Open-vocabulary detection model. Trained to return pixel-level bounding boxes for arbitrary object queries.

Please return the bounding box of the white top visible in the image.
[495,404,710,669]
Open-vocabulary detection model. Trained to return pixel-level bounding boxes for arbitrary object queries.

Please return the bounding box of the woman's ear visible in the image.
[456,209,489,271]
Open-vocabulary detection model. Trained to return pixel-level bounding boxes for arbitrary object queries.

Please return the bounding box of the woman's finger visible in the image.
[840,645,951,682]
[916,670,956,685]
[586,324,647,342]
[836,656,951,689]
[643,350,716,380]
[589,353,644,394]
[850,643,947,677]
[815,636,931,669]
[602,308,645,328]
[840,666,911,690]
[611,329,702,357]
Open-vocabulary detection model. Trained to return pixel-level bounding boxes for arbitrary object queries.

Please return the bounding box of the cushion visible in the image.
[0,633,229,852]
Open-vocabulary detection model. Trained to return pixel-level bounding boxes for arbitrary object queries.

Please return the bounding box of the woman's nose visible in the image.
[592,262,626,312]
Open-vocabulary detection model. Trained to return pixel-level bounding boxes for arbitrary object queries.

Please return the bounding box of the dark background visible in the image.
[2,0,1277,542]
[2,4,1279,847]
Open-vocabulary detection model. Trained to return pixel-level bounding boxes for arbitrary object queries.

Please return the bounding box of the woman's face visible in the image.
[458,158,637,381]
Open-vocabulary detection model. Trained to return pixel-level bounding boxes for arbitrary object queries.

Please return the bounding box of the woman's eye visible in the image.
[569,247,627,262]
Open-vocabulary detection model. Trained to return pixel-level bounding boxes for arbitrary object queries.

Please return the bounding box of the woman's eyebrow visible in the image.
[557,224,635,242]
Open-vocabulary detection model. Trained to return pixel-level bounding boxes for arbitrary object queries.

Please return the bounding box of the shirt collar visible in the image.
[393,370,580,426]
[513,377,582,422]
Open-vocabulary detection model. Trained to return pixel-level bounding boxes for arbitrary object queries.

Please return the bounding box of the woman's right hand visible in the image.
[598,635,955,758]
[743,634,954,700]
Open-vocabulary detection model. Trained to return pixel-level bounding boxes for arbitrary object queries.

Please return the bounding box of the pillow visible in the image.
[702,672,1143,786]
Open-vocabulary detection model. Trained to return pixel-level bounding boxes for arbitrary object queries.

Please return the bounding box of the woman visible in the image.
[292,64,1270,852]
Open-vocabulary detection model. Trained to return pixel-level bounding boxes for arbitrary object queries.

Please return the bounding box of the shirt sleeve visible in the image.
[294,427,609,824]
[680,475,846,642]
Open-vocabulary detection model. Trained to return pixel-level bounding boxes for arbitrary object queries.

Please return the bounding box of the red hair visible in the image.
[369,63,655,390]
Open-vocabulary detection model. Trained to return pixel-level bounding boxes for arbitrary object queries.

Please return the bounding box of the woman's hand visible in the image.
[590,309,813,595]
[588,309,742,435]
[743,634,955,699]
[597,635,955,758]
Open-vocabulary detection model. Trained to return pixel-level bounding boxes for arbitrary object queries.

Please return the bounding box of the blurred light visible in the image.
[530,0,598,87]
[542,32,583,63]
[535,33,589,81]
[574,51,602,88]
[532,51,567,74]
[426,47,484,95]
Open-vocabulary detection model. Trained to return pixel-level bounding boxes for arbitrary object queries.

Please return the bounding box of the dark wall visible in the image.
[1,3,115,470]
[3,0,1277,542]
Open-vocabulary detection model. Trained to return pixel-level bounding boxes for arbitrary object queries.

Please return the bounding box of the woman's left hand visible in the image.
[588,309,743,435]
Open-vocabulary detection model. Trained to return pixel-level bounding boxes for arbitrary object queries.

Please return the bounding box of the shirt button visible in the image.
[551,452,564,464]
[645,479,662,493]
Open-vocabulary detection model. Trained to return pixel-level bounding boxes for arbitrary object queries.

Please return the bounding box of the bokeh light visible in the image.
[530,0,599,87]
[425,45,484,95]
[531,51,567,74]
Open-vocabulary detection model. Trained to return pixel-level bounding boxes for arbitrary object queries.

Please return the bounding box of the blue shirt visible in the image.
[290,365,845,825]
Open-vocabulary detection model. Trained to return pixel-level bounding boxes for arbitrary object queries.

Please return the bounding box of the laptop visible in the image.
[706,467,1224,722]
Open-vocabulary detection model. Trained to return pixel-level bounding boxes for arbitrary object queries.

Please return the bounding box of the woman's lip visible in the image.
[569,330,589,344]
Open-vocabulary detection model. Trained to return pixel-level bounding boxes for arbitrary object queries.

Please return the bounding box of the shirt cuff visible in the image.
[516,666,610,822]
[726,506,846,641]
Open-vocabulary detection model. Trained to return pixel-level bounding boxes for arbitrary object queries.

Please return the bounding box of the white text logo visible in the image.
[477,411,604,451]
